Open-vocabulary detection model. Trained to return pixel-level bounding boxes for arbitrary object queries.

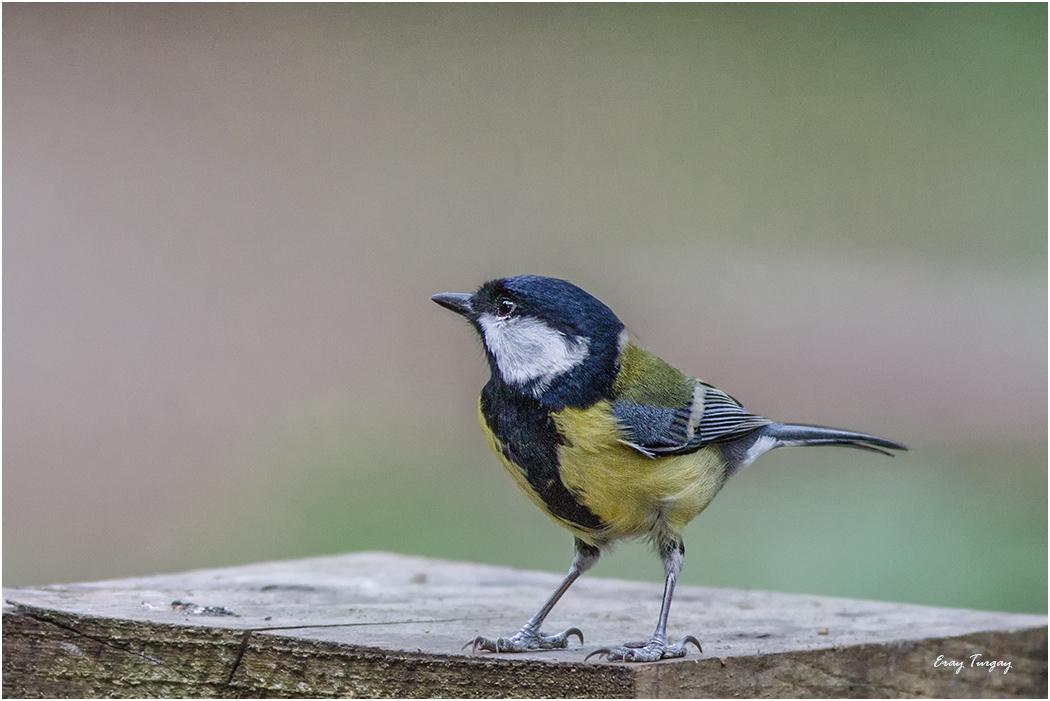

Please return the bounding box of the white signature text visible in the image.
[934,653,1011,675]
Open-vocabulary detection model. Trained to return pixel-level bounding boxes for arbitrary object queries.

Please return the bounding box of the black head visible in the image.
[432,275,626,408]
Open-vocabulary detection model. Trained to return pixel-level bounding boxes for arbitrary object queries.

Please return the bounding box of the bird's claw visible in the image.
[464,626,584,654]
[585,635,702,662]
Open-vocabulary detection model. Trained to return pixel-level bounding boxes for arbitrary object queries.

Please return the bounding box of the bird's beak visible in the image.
[431,292,473,317]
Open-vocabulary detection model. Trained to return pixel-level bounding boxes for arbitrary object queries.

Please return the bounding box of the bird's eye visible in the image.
[496,298,516,318]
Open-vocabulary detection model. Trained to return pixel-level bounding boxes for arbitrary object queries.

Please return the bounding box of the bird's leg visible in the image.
[467,538,599,653]
[586,538,701,662]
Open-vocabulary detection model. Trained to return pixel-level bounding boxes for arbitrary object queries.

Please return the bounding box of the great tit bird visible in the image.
[432,275,906,663]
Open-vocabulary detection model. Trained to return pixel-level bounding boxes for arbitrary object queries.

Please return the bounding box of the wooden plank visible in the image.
[3,552,1046,698]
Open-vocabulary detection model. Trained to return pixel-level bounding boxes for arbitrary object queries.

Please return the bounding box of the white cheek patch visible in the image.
[478,313,590,393]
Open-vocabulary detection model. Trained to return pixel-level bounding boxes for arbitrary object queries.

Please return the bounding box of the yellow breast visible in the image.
[552,402,728,545]
[478,399,728,547]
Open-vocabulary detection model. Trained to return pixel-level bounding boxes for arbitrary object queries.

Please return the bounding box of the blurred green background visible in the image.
[4,4,1046,615]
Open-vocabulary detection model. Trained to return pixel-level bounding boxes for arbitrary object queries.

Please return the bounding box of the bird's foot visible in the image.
[465,626,583,654]
[586,635,701,663]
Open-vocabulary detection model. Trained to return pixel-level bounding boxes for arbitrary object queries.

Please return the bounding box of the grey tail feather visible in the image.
[762,423,908,456]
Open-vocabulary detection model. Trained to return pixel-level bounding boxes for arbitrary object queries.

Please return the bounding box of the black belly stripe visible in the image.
[480,380,604,531]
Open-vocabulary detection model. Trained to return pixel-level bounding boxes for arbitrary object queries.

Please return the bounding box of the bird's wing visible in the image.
[611,343,770,457]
